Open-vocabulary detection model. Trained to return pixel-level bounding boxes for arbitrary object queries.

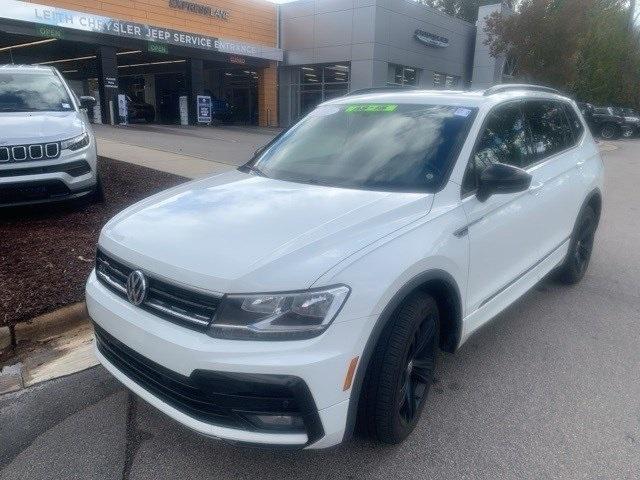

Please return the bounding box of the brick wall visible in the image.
[27,0,277,47]
[258,61,277,127]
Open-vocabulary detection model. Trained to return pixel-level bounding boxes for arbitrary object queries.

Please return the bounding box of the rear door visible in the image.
[521,99,586,254]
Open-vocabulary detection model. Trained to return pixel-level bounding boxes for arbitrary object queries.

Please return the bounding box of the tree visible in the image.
[484,0,640,108]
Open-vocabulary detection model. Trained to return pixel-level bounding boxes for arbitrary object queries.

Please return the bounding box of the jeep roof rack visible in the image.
[483,84,560,96]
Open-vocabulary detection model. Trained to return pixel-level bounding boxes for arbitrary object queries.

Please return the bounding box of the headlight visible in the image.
[625,116,640,123]
[209,285,350,340]
[61,132,90,151]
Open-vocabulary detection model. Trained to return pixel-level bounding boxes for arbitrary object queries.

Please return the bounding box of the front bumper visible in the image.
[86,271,368,449]
[0,147,97,207]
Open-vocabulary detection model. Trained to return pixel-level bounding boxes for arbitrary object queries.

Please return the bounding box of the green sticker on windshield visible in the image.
[344,104,398,113]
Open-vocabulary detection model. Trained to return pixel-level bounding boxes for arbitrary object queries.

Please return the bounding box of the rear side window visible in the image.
[563,104,585,141]
[523,101,573,158]
[461,102,531,194]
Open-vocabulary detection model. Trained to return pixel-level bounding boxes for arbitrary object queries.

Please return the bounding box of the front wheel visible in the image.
[556,206,597,284]
[360,292,439,444]
[622,126,634,138]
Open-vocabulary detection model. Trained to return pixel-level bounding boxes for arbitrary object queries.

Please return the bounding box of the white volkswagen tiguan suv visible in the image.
[0,65,99,207]
[87,85,603,449]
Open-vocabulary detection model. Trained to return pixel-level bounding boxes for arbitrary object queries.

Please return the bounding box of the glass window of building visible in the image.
[387,64,419,86]
[434,72,460,89]
[298,63,350,116]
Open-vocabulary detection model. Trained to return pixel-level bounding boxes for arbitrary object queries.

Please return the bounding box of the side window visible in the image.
[563,103,585,142]
[461,102,531,194]
[523,100,573,159]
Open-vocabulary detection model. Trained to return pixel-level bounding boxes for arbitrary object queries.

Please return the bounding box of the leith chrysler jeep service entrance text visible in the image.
[86,85,603,449]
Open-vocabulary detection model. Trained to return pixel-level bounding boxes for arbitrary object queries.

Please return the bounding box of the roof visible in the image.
[324,86,574,109]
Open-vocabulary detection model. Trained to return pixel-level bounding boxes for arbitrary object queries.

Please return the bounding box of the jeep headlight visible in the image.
[209,285,350,340]
[61,132,90,151]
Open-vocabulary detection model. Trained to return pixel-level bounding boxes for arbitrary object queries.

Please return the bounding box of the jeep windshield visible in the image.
[0,72,74,113]
[243,103,476,192]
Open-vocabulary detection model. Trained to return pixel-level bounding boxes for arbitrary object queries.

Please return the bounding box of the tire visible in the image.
[556,205,597,284]
[622,126,634,138]
[360,292,439,444]
[600,123,619,140]
[90,174,105,204]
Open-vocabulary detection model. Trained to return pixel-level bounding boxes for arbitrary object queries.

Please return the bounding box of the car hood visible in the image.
[100,170,433,293]
[0,111,84,144]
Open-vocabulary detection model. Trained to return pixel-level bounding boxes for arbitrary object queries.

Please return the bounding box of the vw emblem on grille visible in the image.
[126,270,148,306]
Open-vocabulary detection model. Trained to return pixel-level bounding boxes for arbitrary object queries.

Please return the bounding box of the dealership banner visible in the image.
[2,0,283,61]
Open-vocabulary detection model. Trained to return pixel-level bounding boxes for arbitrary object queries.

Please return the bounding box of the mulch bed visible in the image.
[0,157,186,329]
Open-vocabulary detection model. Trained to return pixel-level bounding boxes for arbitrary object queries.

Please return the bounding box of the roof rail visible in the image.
[483,84,560,96]
[345,86,416,97]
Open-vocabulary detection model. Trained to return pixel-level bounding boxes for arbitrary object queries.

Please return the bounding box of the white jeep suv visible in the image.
[0,65,99,207]
[86,85,603,449]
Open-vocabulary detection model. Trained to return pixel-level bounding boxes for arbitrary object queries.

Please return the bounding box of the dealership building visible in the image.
[0,0,508,127]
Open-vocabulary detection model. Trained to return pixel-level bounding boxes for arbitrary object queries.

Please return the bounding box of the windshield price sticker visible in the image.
[345,104,398,113]
[454,107,472,117]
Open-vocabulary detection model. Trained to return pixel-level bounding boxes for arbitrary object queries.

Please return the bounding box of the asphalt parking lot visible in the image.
[1,139,639,480]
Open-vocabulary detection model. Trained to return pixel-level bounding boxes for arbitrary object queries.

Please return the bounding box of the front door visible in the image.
[461,101,548,313]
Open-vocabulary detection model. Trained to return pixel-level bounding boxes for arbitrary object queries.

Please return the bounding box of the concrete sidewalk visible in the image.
[97,139,231,179]
[94,124,279,179]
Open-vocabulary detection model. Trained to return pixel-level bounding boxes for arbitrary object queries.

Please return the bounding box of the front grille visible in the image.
[0,142,60,163]
[0,160,91,178]
[94,323,321,439]
[0,180,70,204]
[95,249,221,331]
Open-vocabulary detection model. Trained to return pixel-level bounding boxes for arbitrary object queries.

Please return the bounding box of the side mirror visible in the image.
[477,163,532,202]
[79,96,96,110]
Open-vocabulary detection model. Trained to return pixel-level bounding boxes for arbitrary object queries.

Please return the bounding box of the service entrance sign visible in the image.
[197,95,212,124]
[3,0,283,61]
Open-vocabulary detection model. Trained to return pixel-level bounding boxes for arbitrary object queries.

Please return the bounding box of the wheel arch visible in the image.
[342,269,462,442]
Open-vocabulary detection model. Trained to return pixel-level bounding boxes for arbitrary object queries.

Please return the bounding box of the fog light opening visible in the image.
[244,413,306,432]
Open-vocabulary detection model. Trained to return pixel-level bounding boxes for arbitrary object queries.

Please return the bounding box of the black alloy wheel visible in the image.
[397,317,437,425]
[557,205,597,284]
[600,123,618,140]
[359,292,439,444]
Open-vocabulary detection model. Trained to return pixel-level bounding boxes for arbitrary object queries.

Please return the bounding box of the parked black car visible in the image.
[211,97,235,124]
[577,103,626,139]
[611,107,640,138]
[127,95,156,123]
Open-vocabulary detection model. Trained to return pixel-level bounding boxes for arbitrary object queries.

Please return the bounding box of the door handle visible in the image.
[529,181,543,195]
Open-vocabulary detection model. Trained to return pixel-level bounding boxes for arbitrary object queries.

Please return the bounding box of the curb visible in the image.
[0,302,97,396]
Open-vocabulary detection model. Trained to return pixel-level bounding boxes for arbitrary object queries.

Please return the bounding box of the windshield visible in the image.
[246,103,476,192]
[0,72,74,113]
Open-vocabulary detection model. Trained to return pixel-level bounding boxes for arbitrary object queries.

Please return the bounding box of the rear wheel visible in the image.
[361,292,439,444]
[556,206,597,284]
[600,123,619,140]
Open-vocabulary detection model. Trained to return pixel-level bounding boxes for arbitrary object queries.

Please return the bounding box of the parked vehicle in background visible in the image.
[0,64,102,207]
[87,85,603,449]
[578,104,625,139]
[211,97,235,124]
[612,107,640,138]
[127,95,156,123]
